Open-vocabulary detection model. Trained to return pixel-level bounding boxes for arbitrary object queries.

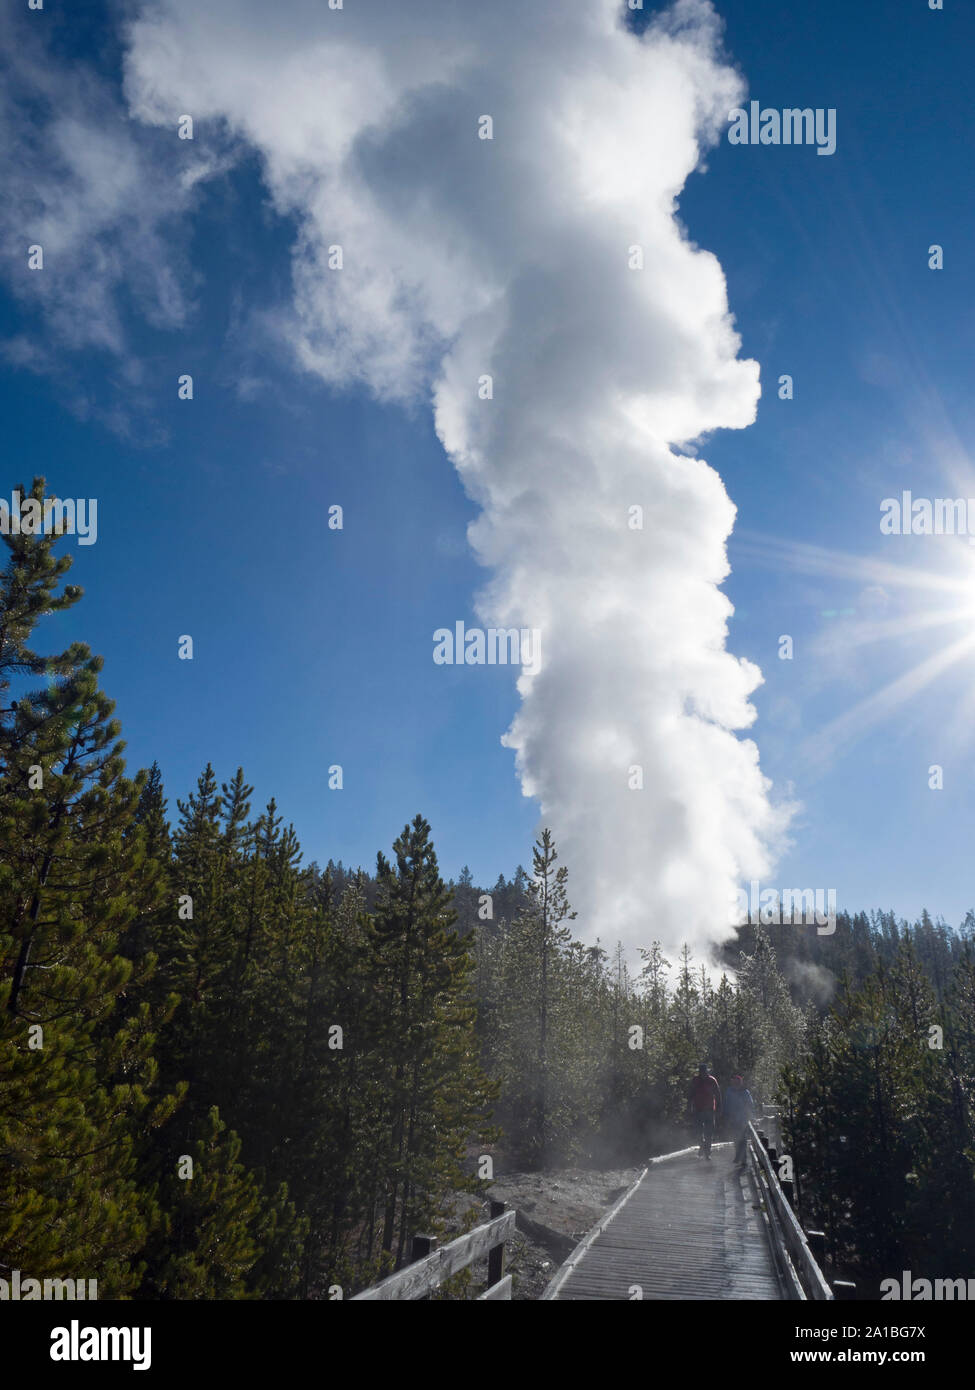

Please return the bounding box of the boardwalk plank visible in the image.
[546,1145,784,1301]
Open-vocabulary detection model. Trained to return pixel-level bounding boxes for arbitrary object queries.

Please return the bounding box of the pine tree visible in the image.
[781,939,967,1282]
[523,829,575,1164]
[138,1106,296,1299]
[736,922,807,1100]
[371,815,496,1269]
[130,760,170,862]
[0,481,163,1292]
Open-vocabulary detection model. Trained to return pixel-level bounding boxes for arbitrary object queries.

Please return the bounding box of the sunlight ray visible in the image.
[797,629,975,773]
[732,531,970,599]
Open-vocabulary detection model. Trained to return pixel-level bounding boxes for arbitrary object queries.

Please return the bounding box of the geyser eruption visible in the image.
[125,0,792,957]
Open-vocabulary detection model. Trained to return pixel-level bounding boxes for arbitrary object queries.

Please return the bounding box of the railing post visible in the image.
[487,1200,506,1292]
[409,1234,439,1301]
[353,1211,515,1300]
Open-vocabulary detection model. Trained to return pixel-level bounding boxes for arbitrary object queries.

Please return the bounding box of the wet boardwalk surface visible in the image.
[545,1144,784,1301]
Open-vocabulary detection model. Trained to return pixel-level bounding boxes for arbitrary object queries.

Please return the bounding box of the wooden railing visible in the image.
[746,1121,855,1300]
[351,1201,515,1301]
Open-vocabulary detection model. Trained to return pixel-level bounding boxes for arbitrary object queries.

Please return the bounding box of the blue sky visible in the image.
[691,0,975,928]
[3,0,974,946]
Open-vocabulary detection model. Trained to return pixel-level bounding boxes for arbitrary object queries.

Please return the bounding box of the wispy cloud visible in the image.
[0,7,234,432]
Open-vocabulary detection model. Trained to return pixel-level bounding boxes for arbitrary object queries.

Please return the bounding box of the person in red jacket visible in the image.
[688,1063,722,1159]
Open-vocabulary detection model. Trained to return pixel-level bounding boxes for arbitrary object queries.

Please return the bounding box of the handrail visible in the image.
[746,1122,833,1301]
[351,1205,514,1301]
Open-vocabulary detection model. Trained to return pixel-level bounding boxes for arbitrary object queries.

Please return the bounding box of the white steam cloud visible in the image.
[124,0,792,957]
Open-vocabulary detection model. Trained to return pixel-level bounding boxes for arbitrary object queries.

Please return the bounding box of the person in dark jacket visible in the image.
[688,1063,721,1159]
[723,1074,755,1167]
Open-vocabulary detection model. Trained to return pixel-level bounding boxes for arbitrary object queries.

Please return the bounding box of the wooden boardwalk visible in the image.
[542,1143,785,1301]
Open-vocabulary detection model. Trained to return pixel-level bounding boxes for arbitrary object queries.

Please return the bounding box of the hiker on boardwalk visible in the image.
[723,1074,755,1167]
[688,1063,721,1159]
